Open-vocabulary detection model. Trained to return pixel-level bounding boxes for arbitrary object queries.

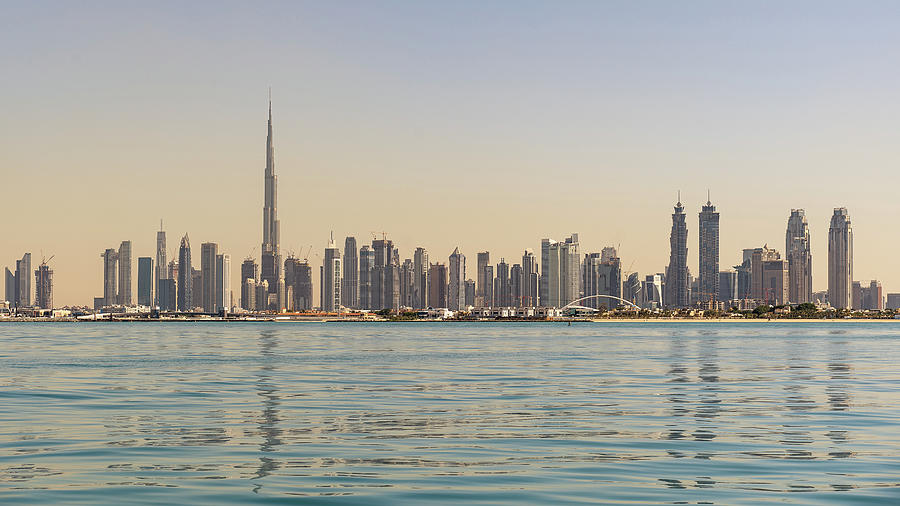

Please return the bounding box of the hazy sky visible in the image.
[4,1,900,306]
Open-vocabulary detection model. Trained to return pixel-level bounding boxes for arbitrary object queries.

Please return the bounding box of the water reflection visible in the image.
[252,329,282,490]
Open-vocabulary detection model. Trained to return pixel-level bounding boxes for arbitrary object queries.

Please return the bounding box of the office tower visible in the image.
[718,270,737,303]
[255,280,269,311]
[749,246,779,301]
[192,268,202,311]
[322,235,342,312]
[158,279,176,311]
[101,248,117,306]
[698,196,719,303]
[342,237,358,309]
[371,238,398,311]
[541,239,558,307]
[540,234,579,308]
[260,97,282,307]
[449,248,466,310]
[853,280,883,310]
[296,261,313,310]
[510,264,523,306]
[761,257,789,305]
[665,198,689,308]
[399,259,415,308]
[476,251,491,307]
[583,250,622,309]
[358,245,375,309]
[216,254,231,313]
[277,278,286,312]
[465,279,476,307]
[623,272,642,306]
[428,263,448,308]
[34,260,52,309]
[155,221,166,306]
[137,257,153,306]
[828,208,853,309]
[283,256,300,311]
[786,209,812,304]
[16,253,32,307]
[167,259,178,283]
[240,258,258,311]
[4,268,15,304]
[200,243,218,313]
[177,234,192,311]
[117,240,132,306]
[642,273,664,309]
[413,247,428,309]
[496,258,510,306]
[522,249,537,307]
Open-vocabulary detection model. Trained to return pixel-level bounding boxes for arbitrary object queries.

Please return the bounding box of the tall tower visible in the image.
[786,209,812,304]
[665,195,689,308]
[698,194,719,304]
[828,208,853,309]
[117,240,132,306]
[177,234,193,312]
[260,94,281,308]
[322,234,342,312]
[449,247,466,310]
[155,220,166,307]
[342,237,358,309]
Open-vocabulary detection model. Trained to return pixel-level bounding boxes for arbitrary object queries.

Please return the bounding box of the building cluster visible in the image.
[3,100,897,316]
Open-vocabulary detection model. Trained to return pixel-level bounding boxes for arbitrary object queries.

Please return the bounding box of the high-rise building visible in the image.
[117,240,132,306]
[321,235,342,312]
[358,245,375,309]
[698,196,719,304]
[4,268,15,305]
[240,258,258,311]
[177,234,193,312]
[540,235,580,308]
[137,257,153,306]
[413,247,428,309]
[583,250,622,310]
[718,270,737,303]
[101,248,117,307]
[255,280,269,311]
[34,260,52,309]
[295,261,313,311]
[623,272,642,306]
[853,280,883,310]
[399,259,415,308]
[449,247,466,310]
[828,208,853,309]
[158,279,176,311]
[155,221,166,307]
[496,258,510,306]
[761,257,788,306]
[465,279,476,307]
[16,253,32,308]
[428,263,448,308]
[200,243,218,313]
[342,237,358,309]
[786,209,812,304]
[371,238,398,311]
[510,264,523,306]
[886,293,900,310]
[522,248,538,307]
[260,97,282,308]
[750,246,780,301]
[643,273,664,309]
[216,254,231,313]
[476,251,491,307]
[665,198,689,308]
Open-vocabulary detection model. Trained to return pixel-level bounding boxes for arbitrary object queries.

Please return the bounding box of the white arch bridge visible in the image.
[561,295,642,312]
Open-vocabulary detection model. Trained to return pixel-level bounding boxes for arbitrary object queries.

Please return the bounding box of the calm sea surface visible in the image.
[2,322,900,504]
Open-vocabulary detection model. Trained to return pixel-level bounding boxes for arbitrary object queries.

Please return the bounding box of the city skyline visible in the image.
[4,2,900,306]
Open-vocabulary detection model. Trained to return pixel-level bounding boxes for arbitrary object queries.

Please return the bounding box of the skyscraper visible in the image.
[476,251,491,307]
[177,234,192,312]
[260,96,281,309]
[786,209,812,304]
[358,245,375,309]
[342,237,358,309]
[117,240,132,306]
[496,258,510,306]
[698,196,719,304]
[155,221,166,307]
[201,242,218,313]
[665,198,689,308]
[322,234,342,312]
[540,235,579,308]
[4,268,15,305]
[828,208,853,309]
[448,247,466,310]
[522,248,537,307]
[16,253,31,308]
[371,238,397,311]
[137,257,153,306]
[216,254,231,313]
[34,260,52,309]
[428,263,448,308]
[240,257,258,311]
[413,247,428,309]
[101,248,117,307]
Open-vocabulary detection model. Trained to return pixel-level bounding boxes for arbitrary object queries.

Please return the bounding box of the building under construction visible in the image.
[34,259,53,309]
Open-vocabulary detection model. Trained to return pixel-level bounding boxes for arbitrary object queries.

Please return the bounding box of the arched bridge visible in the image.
[561,294,641,311]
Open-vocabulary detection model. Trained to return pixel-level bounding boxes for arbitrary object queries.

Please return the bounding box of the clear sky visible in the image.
[4,1,900,306]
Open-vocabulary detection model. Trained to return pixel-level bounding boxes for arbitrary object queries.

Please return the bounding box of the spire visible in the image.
[707,189,711,206]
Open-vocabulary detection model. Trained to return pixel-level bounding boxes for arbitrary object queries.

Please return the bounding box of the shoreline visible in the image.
[2,317,899,323]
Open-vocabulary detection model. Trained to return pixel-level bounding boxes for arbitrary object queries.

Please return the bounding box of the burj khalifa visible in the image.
[260,96,281,308]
